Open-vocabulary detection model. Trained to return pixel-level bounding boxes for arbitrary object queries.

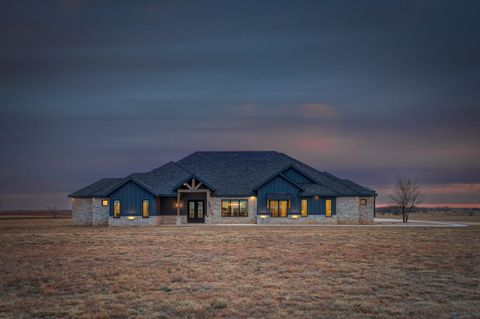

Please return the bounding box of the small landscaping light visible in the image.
[291,215,299,219]
[260,215,268,219]
[127,216,136,220]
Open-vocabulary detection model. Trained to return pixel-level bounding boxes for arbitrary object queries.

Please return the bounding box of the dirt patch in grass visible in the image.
[0,219,479,318]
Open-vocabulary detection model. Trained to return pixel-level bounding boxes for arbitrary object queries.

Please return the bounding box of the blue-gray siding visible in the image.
[257,175,301,214]
[109,181,155,217]
[256,175,336,216]
[283,167,314,183]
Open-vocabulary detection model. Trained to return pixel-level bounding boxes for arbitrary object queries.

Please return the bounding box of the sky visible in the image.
[1,0,480,210]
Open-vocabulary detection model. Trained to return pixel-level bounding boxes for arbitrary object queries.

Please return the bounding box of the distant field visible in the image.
[0,210,71,219]
[377,210,480,223]
[0,219,478,318]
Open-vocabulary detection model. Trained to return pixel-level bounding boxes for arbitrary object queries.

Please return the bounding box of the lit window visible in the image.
[269,200,288,217]
[301,199,308,217]
[142,199,149,218]
[360,198,367,205]
[102,199,109,206]
[325,199,332,217]
[113,200,121,218]
[221,200,248,217]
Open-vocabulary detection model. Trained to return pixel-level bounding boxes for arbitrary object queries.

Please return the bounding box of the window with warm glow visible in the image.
[113,200,121,218]
[221,200,248,217]
[325,199,332,217]
[269,200,288,217]
[142,199,149,218]
[301,199,308,217]
[102,199,109,206]
[360,198,367,205]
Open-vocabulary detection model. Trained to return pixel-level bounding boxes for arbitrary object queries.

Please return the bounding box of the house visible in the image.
[68,151,376,226]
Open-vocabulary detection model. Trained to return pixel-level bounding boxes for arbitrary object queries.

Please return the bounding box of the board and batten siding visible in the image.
[109,181,155,217]
[256,175,302,214]
[305,196,336,215]
[282,167,314,183]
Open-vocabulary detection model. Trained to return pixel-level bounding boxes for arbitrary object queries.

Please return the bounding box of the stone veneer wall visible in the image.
[336,197,374,224]
[336,197,359,224]
[206,196,257,224]
[109,216,159,226]
[72,198,110,226]
[92,198,109,226]
[358,197,374,224]
[257,214,337,224]
[158,215,186,224]
[72,198,93,226]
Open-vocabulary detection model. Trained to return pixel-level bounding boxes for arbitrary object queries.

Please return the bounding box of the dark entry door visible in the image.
[187,200,205,223]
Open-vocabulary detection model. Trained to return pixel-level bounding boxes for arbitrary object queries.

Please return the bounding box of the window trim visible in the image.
[301,198,308,217]
[142,199,150,218]
[113,199,121,218]
[221,199,249,217]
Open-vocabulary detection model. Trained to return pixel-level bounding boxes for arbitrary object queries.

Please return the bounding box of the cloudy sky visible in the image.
[1,0,479,209]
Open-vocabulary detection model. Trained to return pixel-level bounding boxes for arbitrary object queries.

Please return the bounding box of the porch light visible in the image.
[127,216,136,220]
[102,199,109,206]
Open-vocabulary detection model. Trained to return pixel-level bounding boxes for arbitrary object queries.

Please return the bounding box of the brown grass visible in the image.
[0,219,479,318]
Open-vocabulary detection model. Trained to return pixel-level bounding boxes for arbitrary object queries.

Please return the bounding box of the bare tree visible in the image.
[389,176,422,223]
[46,206,59,219]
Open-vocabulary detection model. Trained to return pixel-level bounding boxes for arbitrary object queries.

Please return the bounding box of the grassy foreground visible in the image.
[0,219,479,318]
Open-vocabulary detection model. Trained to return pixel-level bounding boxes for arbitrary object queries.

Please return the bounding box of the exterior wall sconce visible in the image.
[102,199,109,206]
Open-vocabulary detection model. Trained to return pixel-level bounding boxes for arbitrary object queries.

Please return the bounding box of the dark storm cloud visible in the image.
[1,0,479,208]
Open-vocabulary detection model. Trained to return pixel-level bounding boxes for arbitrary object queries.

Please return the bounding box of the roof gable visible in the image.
[253,173,304,191]
[104,176,157,196]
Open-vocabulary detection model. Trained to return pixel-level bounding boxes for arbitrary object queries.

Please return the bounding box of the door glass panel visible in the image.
[189,201,195,218]
[197,201,204,218]
[279,200,288,217]
[269,200,279,217]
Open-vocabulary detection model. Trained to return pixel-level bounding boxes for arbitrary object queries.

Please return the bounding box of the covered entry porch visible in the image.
[175,177,212,225]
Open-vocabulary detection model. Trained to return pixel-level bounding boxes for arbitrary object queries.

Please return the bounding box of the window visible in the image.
[269,200,288,217]
[102,199,109,206]
[360,198,367,205]
[325,199,332,217]
[113,200,121,218]
[142,199,150,218]
[301,199,308,217]
[221,200,248,217]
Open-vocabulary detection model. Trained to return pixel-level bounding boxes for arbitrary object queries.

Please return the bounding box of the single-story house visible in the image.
[69,151,376,226]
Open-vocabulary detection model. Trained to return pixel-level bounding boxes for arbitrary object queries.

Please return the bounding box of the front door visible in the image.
[187,200,205,223]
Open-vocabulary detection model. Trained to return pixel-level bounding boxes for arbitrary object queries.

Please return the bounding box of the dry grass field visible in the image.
[0,219,479,318]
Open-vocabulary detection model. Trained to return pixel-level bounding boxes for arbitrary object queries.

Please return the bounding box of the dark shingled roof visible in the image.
[68,178,123,198]
[69,151,376,197]
[131,161,192,196]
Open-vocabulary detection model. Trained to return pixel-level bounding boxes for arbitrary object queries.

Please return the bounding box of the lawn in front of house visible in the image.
[0,219,479,318]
